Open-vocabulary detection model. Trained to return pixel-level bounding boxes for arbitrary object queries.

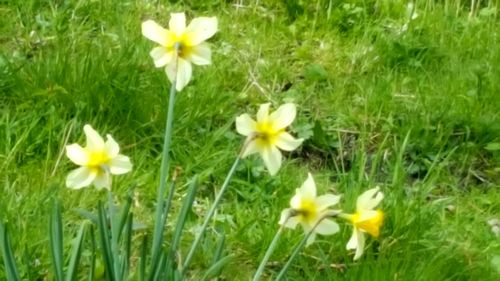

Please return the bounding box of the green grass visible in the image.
[1,0,500,280]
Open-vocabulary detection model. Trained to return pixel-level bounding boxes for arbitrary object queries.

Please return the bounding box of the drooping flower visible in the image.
[235,103,303,175]
[279,173,341,245]
[142,12,218,91]
[65,124,132,190]
[341,187,384,260]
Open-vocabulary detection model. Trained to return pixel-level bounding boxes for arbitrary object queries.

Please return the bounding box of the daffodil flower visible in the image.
[235,103,303,175]
[279,173,341,245]
[142,13,218,91]
[65,124,132,190]
[341,187,384,260]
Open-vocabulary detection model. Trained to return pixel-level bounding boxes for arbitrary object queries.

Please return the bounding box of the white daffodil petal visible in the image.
[357,187,384,210]
[269,103,296,130]
[275,132,303,151]
[185,17,218,45]
[306,232,317,246]
[316,194,341,210]
[256,103,270,123]
[169,13,186,36]
[315,219,340,235]
[109,155,133,175]
[66,167,97,189]
[142,20,170,46]
[261,145,282,176]
[93,171,111,190]
[165,59,177,84]
[358,209,380,222]
[241,139,260,158]
[188,43,211,65]
[289,192,302,210]
[235,114,256,136]
[66,144,89,166]
[150,47,173,67]
[284,216,300,229]
[175,57,192,91]
[346,229,358,250]
[298,173,317,200]
[105,134,120,158]
[353,229,366,260]
[84,124,105,151]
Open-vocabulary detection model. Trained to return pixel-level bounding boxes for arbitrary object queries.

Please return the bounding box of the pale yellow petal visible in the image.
[315,194,341,211]
[346,229,358,250]
[353,229,365,260]
[187,43,211,65]
[314,219,339,235]
[150,47,174,67]
[105,134,120,158]
[289,192,302,210]
[93,171,111,190]
[109,155,132,175]
[256,103,270,123]
[84,124,105,151]
[66,144,89,166]
[241,139,260,158]
[169,13,186,36]
[66,167,97,189]
[142,20,170,46]
[297,173,317,200]
[279,209,299,229]
[235,114,256,136]
[275,132,303,151]
[305,232,316,246]
[184,17,218,45]
[269,103,296,130]
[356,187,384,210]
[175,57,192,91]
[260,145,282,176]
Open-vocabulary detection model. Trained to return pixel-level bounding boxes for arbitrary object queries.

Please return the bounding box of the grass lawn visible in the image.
[1,0,500,280]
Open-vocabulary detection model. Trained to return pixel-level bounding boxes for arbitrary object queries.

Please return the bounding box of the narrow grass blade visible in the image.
[119,214,133,281]
[275,219,321,281]
[0,222,21,281]
[88,226,97,281]
[49,201,64,281]
[65,224,86,281]
[252,217,288,281]
[182,157,240,274]
[149,178,176,279]
[200,255,232,281]
[167,176,199,279]
[139,234,148,281]
[212,232,226,266]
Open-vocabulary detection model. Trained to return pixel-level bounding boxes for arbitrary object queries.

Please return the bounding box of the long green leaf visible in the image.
[65,223,86,281]
[149,179,176,280]
[171,176,198,260]
[139,234,148,281]
[49,201,64,281]
[97,202,115,281]
[88,226,97,281]
[200,255,232,281]
[0,222,21,281]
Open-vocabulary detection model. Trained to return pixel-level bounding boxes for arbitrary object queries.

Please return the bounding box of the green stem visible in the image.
[151,77,177,264]
[181,156,241,276]
[275,211,340,281]
[252,213,290,281]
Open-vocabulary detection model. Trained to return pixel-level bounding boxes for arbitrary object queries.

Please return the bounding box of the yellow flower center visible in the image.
[167,33,194,59]
[255,121,282,146]
[87,150,110,168]
[297,198,318,224]
[350,209,384,237]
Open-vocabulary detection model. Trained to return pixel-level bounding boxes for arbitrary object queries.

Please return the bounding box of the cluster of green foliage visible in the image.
[1,0,499,280]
